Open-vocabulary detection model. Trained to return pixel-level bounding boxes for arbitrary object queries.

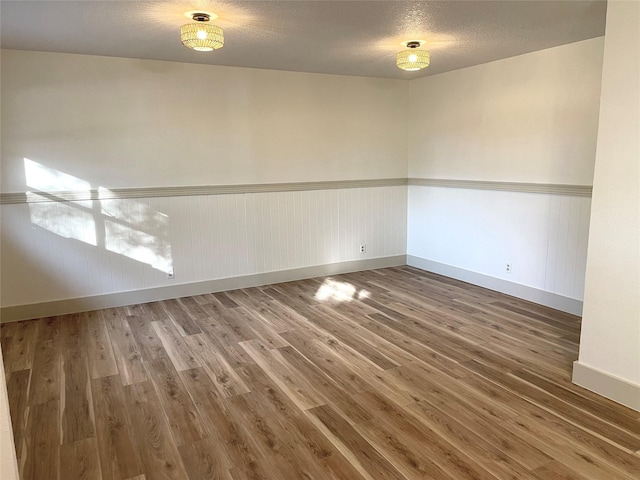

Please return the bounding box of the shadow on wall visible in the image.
[24,158,174,275]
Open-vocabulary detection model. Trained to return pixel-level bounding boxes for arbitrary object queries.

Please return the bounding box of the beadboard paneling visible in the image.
[1,186,408,307]
[407,185,591,301]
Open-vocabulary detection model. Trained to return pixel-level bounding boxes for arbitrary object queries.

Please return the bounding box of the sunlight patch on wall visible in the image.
[24,158,90,193]
[104,219,172,273]
[25,158,97,245]
[23,159,174,273]
[29,200,98,246]
[101,191,173,274]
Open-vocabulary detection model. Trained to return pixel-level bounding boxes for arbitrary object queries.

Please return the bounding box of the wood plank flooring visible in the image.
[2,266,639,479]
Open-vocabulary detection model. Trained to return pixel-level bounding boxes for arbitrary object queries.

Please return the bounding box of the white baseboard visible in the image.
[0,255,405,323]
[406,255,583,316]
[572,361,640,412]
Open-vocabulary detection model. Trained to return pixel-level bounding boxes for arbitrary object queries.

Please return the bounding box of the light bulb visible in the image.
[408,53,418,63]
[197,30,208,40]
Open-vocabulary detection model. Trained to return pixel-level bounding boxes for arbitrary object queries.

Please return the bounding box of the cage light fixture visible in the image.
[181,13,224,52]
[396,41,430,71]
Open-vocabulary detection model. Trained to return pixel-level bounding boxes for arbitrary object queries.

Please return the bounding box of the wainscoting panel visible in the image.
[1,186,408,309]
[407,185,591,303]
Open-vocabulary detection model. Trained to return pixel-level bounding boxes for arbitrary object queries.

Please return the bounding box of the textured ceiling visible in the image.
[0,1,607,79]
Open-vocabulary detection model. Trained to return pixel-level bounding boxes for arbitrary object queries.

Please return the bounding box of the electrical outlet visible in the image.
[167,271,175,279]
[505,262,512,274]
[360,244,366,254]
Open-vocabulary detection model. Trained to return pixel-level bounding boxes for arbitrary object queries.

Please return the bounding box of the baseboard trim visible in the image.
[406,255,583,316]
[0,255,405,323]
[572,361,640,412]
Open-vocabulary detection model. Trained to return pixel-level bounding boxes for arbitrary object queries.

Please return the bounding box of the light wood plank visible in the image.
[102,309,148,385]
[123,381,189,479]
[21,399,60,480]
[145,355,206,447]
[91,375,143,480]
[85,311,119,379]
[6,369,30,461]
[28,339,61,405]
[59,437,102,480]
[3,319,39,373]
[61,355,95,444]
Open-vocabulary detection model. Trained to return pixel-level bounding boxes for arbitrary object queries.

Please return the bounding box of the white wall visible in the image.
[1,50,407,192]
[575,0,640,400]
[408,38,603,185]
[407,38,604,307]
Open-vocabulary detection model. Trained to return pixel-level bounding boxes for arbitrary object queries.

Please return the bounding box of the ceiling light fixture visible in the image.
[181,13,224,52]
[396,41,430,71]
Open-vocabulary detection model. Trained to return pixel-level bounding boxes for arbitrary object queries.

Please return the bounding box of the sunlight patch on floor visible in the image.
[315,278,370,303]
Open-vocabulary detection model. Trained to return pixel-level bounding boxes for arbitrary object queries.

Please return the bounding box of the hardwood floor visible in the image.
[2,266,639,479]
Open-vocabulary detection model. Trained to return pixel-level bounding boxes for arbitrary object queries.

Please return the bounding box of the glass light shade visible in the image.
[181,23,224,51]
[396,49,430,71]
